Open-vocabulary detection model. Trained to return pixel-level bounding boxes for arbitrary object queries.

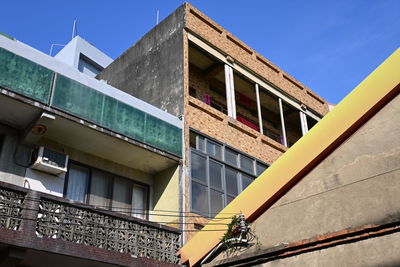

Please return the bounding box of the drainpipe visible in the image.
[180,114,186,244]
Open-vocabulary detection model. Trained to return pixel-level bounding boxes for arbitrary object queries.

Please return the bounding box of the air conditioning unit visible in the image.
[30,147,69,175]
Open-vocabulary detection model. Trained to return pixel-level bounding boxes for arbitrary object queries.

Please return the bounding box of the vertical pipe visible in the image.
[180,116,186,244]
[255,84,263,134]
[279,98,287,147]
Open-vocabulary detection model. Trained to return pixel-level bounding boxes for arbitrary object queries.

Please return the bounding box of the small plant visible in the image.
[220,214,256,256]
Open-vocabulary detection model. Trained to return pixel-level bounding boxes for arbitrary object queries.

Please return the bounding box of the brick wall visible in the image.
[184,3,329,117]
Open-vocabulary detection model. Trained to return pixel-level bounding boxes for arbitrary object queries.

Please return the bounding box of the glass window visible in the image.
[192,182,209,214]
[190,131,197,148]
[191,152,207,183]
[240,155,254,174]
[241,174,253,191]
[132,184,146,219]
[225,167,238,196]
[209,160,223,190]
[189,130,268,217]
[206,140,222,159]
[65,163,148,219]
[256,162,268,176]
[225,148,238,166]
[210,190,224,214]
[65,164,89,203]
[89,169,110,207]
[226,195,234,205]
[112,178,132,216]
[197,136,205,152]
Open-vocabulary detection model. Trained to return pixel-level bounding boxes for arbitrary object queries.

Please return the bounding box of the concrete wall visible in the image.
[260,231,400,267]
[0,124,26,186]
[97,5,186,117]
[209,94,400,264]
[152,165,180,224]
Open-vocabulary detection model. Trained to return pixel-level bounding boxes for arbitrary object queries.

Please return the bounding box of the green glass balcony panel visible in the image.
[52,74,181,156]
[52,75,104,123]
[101,96,118,130]
[0,48,52,103]
[144,114,182,156]
[114,101,145,142]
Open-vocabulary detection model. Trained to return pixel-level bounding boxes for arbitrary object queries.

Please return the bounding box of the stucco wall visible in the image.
[209,93,400,264]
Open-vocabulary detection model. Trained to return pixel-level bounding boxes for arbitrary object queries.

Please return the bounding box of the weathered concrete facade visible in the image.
[207,93,400,266]
[97,5,186,117]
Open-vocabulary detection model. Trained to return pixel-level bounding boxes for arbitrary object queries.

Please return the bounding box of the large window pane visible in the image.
[240,155,254,174]
[192,182,208,215]
[132,184,146,219]
[209,160,223,190]
[206,140,222,159]
[65,164,89,203]
[226,195,234,205]
[112,178,132,215]
[191,151,207,183]
[256,162,268,176]
[225,148,238,166]
[210,190,224,214]
[225,167,238,196]
[89,169,110,208]
[197,135,205,152]
[241,174,253,191]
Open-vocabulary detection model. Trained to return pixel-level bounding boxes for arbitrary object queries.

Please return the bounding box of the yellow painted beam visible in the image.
[178,48,400,266]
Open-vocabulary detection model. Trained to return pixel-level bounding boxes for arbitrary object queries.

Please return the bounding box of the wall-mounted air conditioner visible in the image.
[30,147,69,175]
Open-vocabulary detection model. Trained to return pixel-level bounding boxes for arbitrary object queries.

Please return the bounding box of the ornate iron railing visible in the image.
[36,198,180,264]
[0,182,181,265]
[0,187,25,230]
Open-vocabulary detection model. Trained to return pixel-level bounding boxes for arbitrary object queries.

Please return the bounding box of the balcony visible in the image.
[0,44,182,157]
[0,181,181,266]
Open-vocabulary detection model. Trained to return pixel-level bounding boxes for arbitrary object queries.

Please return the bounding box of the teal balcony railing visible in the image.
[0,47,182,157]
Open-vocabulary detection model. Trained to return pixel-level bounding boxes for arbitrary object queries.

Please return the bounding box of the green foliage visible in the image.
[220,215,254,256]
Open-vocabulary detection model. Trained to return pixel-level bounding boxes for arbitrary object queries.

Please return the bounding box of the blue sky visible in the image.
[2,0,399,104]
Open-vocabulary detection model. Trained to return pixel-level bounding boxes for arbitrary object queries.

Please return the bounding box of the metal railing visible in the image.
[0,182,181,264]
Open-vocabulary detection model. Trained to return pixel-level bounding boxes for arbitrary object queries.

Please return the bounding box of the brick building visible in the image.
[179,48,400,266]
[98,3,329,239]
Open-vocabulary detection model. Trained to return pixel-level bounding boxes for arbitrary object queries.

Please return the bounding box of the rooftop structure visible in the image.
[55,35,113,77]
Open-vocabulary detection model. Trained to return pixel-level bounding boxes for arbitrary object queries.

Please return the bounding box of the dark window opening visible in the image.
[64,162,149,219]
[189,42,227,115]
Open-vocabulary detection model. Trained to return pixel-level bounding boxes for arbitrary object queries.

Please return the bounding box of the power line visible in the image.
[21,196,239,219]
[1,213,228,232]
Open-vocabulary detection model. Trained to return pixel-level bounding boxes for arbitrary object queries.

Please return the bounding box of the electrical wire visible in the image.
[21,196,238,219]
[0,213,228,232]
